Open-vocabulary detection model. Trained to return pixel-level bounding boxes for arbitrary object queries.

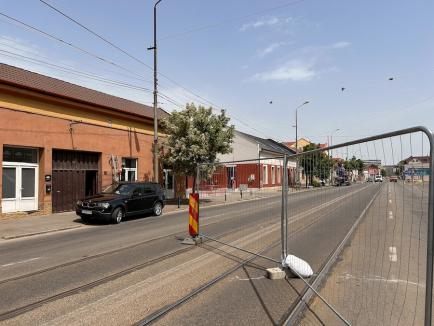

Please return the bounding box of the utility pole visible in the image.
[148,0,163,183]
[294,101,309,188]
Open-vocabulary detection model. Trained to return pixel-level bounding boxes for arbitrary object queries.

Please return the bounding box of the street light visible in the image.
[329,128,340,158]
[148,0,164,183]
[294,101,310,187]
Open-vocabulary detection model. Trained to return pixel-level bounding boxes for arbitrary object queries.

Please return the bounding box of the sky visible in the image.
[0,0,433,154]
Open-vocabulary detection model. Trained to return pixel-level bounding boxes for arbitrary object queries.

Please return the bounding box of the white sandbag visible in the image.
[284,255,313,278]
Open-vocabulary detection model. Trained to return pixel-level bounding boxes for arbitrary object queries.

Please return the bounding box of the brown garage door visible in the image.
[52,150,99,213]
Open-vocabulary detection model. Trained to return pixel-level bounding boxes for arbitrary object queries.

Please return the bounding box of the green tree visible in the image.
[161,103,235,192]
[300,143,333,186]
[396,160,405,177]
[344,156,364,174]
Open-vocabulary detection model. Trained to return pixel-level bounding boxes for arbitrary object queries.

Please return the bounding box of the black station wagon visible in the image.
[76,182,165,224]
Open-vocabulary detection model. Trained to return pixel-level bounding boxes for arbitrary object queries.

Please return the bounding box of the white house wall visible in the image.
[218,132,260,162]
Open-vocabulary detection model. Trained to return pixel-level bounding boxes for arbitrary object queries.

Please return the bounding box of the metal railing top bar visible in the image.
[198,156,287,166]
[287,126,434,158]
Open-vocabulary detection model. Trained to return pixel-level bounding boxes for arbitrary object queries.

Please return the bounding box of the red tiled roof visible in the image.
[0,63,169,121]
[282,140,328,149]
[282,141,295,148]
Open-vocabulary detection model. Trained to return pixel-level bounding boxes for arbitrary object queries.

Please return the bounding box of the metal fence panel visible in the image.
[189,126,432,326]
[286,126,433,326]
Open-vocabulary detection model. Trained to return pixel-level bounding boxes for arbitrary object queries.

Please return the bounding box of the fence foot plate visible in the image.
[181,236,203,245]
[266,267,286,280]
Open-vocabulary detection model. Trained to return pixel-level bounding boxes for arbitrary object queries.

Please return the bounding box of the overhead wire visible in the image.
[0,49,154,93]
[36,0,276,139]
[0,12,149,81]
[158,0,306,41]
[0,36,152,84]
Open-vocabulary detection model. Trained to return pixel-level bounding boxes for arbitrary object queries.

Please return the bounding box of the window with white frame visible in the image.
[271,166,275,184]
[121,158,137,181]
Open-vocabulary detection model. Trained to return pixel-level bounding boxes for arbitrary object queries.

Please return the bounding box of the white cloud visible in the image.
[257,42,285,58]
[252,60,316,82]
[240,17,280,31]
[331,41,351,49]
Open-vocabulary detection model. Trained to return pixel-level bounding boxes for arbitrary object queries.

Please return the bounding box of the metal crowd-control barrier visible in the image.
[189,126,433,326]
[284,126,434,326]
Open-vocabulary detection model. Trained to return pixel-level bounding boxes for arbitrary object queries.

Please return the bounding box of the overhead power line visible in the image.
[0,36,152,84]
[35,1,276,138]
[0,12,148,81]
[158,0,306,41]
[38,0,154,71]
[0,49,153,93]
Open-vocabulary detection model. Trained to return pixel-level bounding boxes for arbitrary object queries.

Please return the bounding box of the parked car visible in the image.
[389,175,398,182]
[76,182,165,224]
[374,175,383,182]
[366,177,374,182]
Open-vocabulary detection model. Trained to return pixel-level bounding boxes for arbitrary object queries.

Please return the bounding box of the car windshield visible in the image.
[111,184,136,195]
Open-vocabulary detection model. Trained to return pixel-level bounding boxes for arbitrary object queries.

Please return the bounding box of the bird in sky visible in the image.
[341,87,346,92]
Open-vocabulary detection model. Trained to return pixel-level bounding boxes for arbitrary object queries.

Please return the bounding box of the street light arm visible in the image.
[154,0,163,9]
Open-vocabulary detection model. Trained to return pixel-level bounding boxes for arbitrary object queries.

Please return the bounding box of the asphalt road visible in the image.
[0,183,380,325]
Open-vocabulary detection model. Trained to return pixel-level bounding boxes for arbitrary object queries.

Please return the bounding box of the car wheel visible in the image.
[112,207,124,224]
[153,202,163,216]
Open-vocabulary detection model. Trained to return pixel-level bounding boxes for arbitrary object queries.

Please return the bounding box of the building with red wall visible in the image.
[188,131,296,194]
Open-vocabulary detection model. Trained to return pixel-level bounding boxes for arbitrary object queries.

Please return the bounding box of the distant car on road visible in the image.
[374,175,383,182]
[389,175,398,182]
[366,177,374,182]
[76,182,165,224]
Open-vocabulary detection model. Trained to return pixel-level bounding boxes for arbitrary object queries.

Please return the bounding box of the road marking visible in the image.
[340,273,423,287]
[1,257,40,267]
[388,211,393,219]
[389,199,392,204]
[389,246,397,262]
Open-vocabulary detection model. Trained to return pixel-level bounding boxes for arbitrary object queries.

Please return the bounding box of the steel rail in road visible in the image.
[0,194,283,286]
[0,185,353,322]
[134,239,283,326]
[0,218,268,322]
[133,184,377,326]
[283,183,384,326]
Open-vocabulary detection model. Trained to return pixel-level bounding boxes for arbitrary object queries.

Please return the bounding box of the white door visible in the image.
[2,164,38,213]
